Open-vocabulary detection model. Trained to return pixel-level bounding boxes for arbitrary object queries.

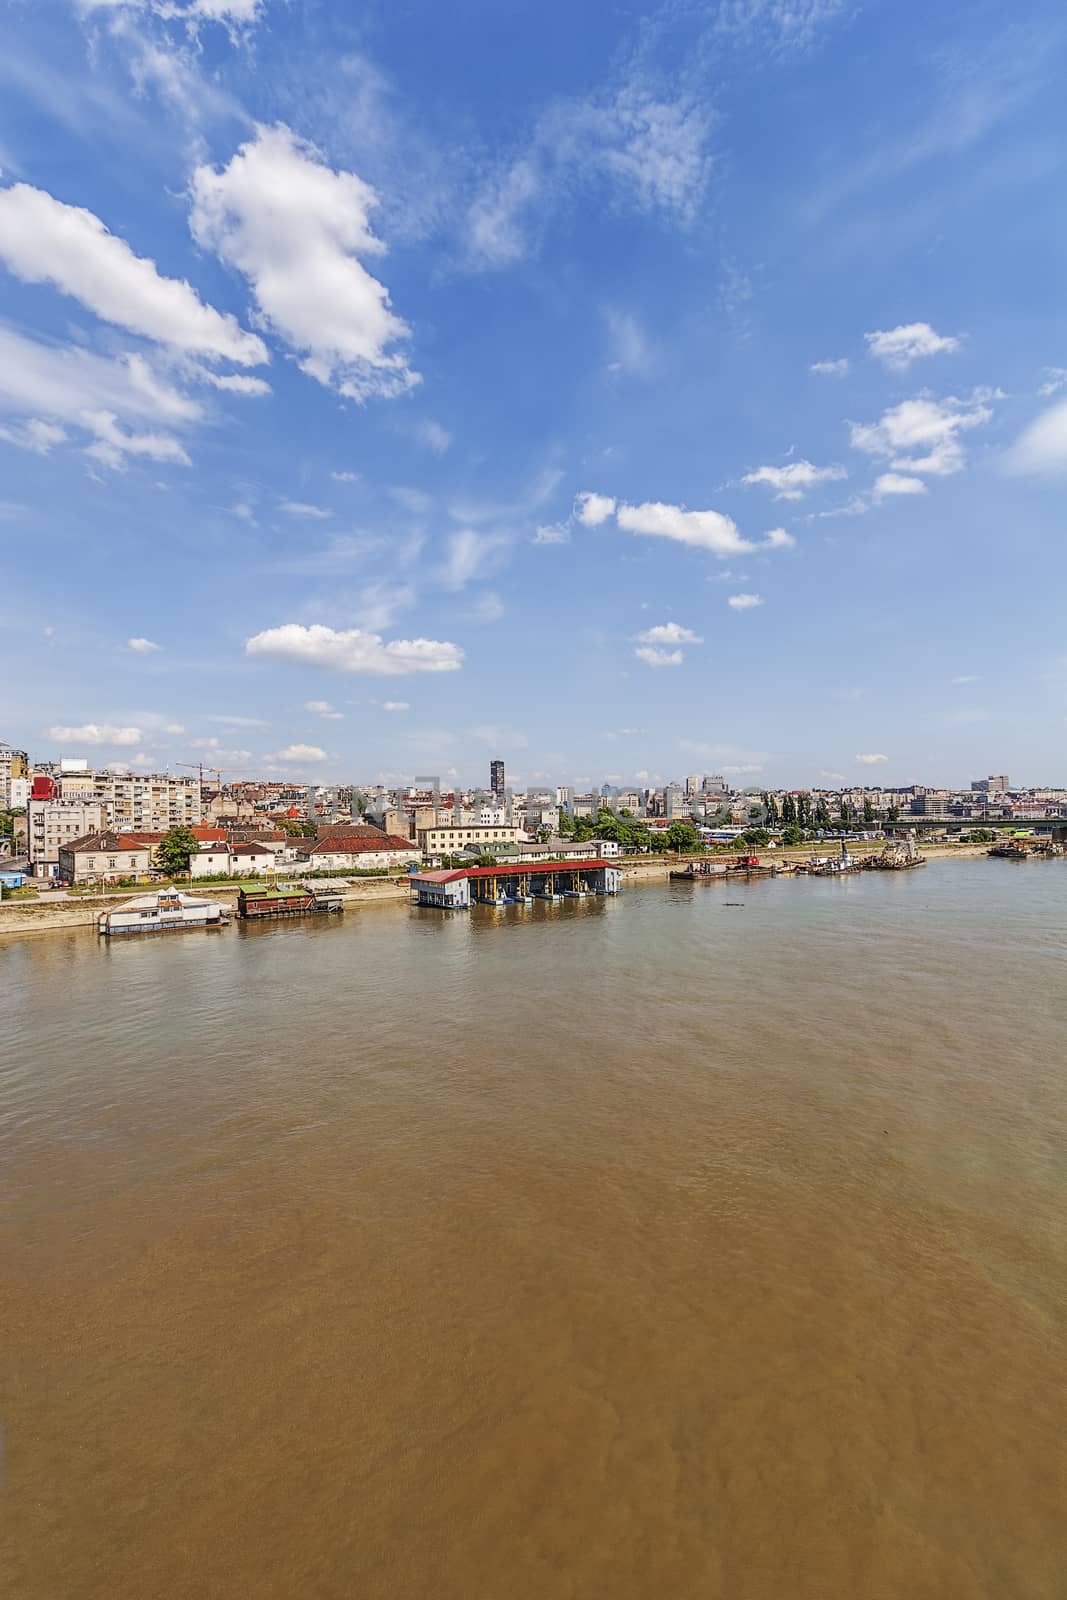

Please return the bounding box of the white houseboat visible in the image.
[97,888,229,937]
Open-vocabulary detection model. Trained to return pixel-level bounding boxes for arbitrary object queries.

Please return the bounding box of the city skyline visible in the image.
[3,0,1067,785]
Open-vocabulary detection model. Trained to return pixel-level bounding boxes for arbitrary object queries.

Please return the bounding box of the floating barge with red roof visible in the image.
[409,859,621,909]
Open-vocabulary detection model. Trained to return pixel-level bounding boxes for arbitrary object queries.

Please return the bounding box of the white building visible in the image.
[27,799,107,877]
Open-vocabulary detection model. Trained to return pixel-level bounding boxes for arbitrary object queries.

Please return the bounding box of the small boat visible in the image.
[865,841,926,870]
[987,841,1031,860]
[98,888,228,936]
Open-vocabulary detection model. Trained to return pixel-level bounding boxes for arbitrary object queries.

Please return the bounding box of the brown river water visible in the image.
[3,859,1066,1598]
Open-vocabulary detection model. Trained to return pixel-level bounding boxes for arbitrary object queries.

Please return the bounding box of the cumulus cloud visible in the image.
[633,620,703,667]
[855,752,889,765]
[1005,398,1067,475]
[533,521,570,545]
[864,322,960,370]
[636,622,702,645]
[810,357,849,376]
[382,700,409,712]
[741,459,847,499]
[574,491,617,527]
[202,372,271,395]
[205,714,269,727]
[0,181,266,366]
[271,743,327,763]
[245,623,464,676]
[614,499,795,557]
[127,636,160,652]
[873,472,927,497]
[189,124,418,402]
[727,593,763,609]
[0,418,67,454]
[47,722,142,745]
[305,699,344,719]
[634,645,683,668]
[850,393,993,477]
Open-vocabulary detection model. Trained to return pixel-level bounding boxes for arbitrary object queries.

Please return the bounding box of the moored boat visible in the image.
[98,888,229,936]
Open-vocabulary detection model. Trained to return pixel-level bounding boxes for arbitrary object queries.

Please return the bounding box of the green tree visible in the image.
[665,820,699,852]
[762,792,780,827]
[155,825,199,878]
[862,798,875,826]
[781,824,803,846]
[840,799,852,827]
[781,794,797,825]
[742,827,770,847]
[886,804,900,823]
[814,798,831,829]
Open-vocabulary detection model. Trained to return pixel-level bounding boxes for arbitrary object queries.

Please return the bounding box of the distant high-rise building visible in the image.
[490,759,505,799]
[971,775,1010,794]
[686,773,700,796]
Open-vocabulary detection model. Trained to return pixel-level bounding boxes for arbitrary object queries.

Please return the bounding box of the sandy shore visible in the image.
[0,843,999,941]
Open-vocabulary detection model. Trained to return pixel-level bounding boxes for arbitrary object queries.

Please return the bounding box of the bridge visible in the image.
[888,815,1067,840]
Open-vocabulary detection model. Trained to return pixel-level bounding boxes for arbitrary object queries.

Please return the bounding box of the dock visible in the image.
[410,858,621,909]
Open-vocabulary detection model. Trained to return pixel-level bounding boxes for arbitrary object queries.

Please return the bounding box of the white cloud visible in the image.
[408,418,451,454]
[202,372,271,396]
[245,623,464,676]
[574,491,616,527]
[0,181,266,367]
[280,500,331,519]
[1037,368,1067,398]
[440,528,507,590]
[382,700,409,712]
[79,1,265,21]
[0,418,67,454]
[604,308,656,376]
[873,472,927,497]
[615,499,794,557]
[271,743,328,763]
[728,593,763,609]
[189,736,222,749]
[850,393,993,477]
[189,124,418,401]
[855,752,889,765]
[1006,398,1067,476]
[635,645,684,668]
[950,674,982,685]
[0,327,198,467]
[127,636,160,652]
[305,699,344,720]
[533,521,570,545]
[864,322,960,370]
[467,83,711,268]
[714,0,847,49]
[810,357,849,376]
[205,714,269,728]
[636,622,702,645]
[741,459,847,499]
[47,722,142,746]
[331,470,360,483]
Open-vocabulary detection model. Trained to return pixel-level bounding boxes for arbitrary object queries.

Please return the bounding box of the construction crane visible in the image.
[176,762,224,790]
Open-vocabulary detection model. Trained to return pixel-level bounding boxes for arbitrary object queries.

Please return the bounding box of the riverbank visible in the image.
[0,841,1000,941]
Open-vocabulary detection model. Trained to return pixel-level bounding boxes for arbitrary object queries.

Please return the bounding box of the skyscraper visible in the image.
[490,759,505,799]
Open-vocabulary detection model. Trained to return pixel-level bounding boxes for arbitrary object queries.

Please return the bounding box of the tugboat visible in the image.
[98,887,229,936]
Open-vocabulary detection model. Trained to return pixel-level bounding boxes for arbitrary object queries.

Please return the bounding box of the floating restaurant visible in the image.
[410,858,622,909]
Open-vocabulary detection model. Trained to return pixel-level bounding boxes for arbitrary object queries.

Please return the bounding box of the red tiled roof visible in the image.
[309,833,417,855]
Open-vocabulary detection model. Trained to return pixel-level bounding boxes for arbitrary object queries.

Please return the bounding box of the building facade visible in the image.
[58,832,153,885]
[27,799,107,877]
[415,822,520,856]
[0,744,28,808]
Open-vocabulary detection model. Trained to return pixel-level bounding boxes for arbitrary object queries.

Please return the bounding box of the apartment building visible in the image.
[0,743,28,808]
[88,772,202,832]
[415,821,520,856]
[27,799,107,877]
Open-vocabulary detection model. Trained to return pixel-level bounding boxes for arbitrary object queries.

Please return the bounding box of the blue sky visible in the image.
[2,0,1066,790]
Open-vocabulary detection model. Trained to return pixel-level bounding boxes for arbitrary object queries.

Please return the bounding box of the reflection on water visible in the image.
[3,861,1066,1599]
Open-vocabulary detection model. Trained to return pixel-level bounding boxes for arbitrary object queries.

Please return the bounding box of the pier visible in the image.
[409,858,622,909]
